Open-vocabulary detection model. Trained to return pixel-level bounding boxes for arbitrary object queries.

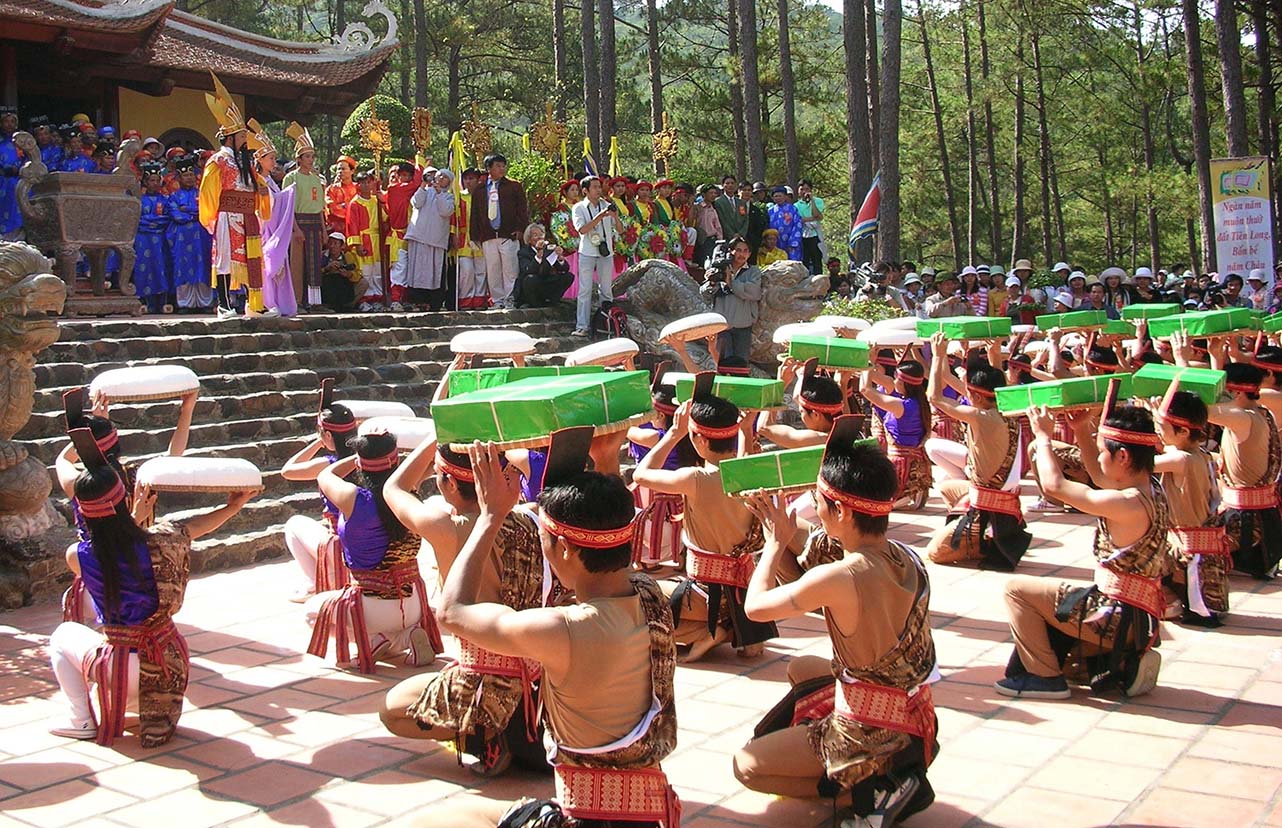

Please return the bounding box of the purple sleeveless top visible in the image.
[320,453,339,518]
[628,424,681,470]
[337,488,390,570]
[520,449,548,503]
[77,538,159,626]
[880,395,926,448]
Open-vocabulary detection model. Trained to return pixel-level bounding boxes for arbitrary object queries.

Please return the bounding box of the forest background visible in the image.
[191,0,1279,274]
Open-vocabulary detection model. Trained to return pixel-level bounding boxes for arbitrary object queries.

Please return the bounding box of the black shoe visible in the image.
[994,673,1071,700]
[899,773,935,821]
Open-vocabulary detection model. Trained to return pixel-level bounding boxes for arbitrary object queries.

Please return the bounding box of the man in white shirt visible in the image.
[570,175,618,337]
[922,272,972,318]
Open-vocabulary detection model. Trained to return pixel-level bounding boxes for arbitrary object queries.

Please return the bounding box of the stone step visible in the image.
[52,306,575,343]
[191,522,289,576]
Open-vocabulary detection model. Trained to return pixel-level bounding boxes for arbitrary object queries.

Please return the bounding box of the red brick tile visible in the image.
[103,787,259,828]
[203,761,334,807]
[704,789,831,827]
[313,770,464,815]
[1186,728,1282,765]
[1159,755,1282,801]
[172,730,302,771]
[945,726,1069,768]
[228,798,381,827]
[0,745,115,789]
[220,687,336,721]
[1216,702,1282,736]
[93,754,221,797]
[1062,729,1191,769]
[982,786,1128,828]
[1125,787,1266,828]
[926,752,1028,801]
[285,737,417,778]
[1024,756,1162,801]
[2,779,137,827]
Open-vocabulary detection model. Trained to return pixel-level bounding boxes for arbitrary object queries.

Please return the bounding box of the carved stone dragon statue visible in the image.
[615,258,830,372]
[0,243,67,608]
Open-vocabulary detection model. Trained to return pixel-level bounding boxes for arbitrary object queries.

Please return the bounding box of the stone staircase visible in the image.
[24,306,580,599]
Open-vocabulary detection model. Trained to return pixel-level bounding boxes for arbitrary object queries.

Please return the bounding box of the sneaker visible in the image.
[50,721,97,740]
[404,627,437,667]
[468,731,513,777]
[358,302,373,313]
[215,306,237,320]
[1125,649,1161,698]
[245,307,279,319]
[571,328,589,338]
[841,774,921,828]
[994,673,1071,700]
[367,634,393,665]
[390,301,405,313]
[1028,498,1063,512]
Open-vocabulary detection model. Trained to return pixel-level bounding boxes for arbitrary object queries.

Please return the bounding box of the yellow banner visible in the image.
[1210,156,1274,277]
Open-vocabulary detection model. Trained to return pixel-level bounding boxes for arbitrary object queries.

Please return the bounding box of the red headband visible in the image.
[816,476,895,515]
[1226,381,1261,394]
[357,449,400,473]
[319,416,358,433]
[1010,360,1032,374]
[540,511,635,548]
[966,383,997,399]
[875,356,898,367]
[1251,357,1282,372]
[895,369,925,386]
[435,455,474,482]
[1098,424,1162,447]
[692,419,742,440]
[95,428,119,453]
[800,397,845,415]
[77,477,127,519]
[1159,412,1202,432]
[718,365,751,377]
[653,400,677,416]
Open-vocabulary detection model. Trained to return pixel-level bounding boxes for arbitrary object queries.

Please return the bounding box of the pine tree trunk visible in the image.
[399,0,410,103]
[1098,146,1116,263]
[553,0,568,121]
[1134,2,1161,272]
[778,0,800,186]
[1187,216,1199,275]
[447,45,462,133]
[865,0,880,173]
[647,0,664,175]
[1010,35,1027,268]
[1050,150,1068,263]
[335,0,346,38]
[918,2,962,270]
[413,0,428,107]
[1215,0,1249,156]
[728,0,747,181]
[582,0,601,158]
[1253,2,1278,254]
[1184,0,1217,270]
[876,0,902,262]
[844,0,873,258]
[961,15,980,263]
[599,0,618,149]
[977,0,1002,261]
[739,0,766,181]
[1032,33,1053,267]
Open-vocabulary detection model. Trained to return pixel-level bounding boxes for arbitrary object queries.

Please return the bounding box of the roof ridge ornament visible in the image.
[334,0,398,52]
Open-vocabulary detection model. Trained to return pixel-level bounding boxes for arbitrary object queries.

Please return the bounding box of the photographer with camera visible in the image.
[320,231,360,312]
[570,175,619,337]
[512,222,572,308]
[700,235,762,361]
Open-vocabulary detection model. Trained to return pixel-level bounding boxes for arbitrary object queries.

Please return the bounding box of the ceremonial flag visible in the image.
[583,137,599,178]
[848,173,881,251]
[608,136,620,177]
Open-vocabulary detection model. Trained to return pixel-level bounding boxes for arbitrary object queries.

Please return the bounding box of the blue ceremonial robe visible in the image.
[166,187,210,289]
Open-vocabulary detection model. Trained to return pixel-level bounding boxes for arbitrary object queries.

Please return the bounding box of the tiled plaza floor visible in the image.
[2,482,1282,827]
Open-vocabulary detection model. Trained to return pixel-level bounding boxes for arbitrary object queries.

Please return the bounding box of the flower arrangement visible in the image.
[639,225,670,258]
[614,212,640,259]
[666,220,685,257]
[549,209,579,254]
[820,296,910,323]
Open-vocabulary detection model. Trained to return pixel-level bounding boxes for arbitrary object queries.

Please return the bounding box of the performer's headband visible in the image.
[434,454,474,483]
[1157,381,1202,432]
[895,369,925,386]
[356,449,400,473]
[1226,381,1261,394]
[966,383,997,399]
[875,355,898,367]
[319,415,358,433]
[816,476,894,516]
[799,396,844,416]
[1098,424,1162,447]
[1009,358,1032,374]
[1251,357,1282,372]
[540,511,635,549]
[77,477,127,519]
[717,364,751,377]
[691,418,741,440]
[653,399,677,416]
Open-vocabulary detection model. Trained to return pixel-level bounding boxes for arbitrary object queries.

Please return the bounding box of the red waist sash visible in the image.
[686,547,754,589]
[307,561,442,673]
[86,619,186,746]
[1222,484,1280,510]
[969,485,1022,517]
[219,189,263,288]
[1170,525,1232,556]
[554,764,681,827]
[833,677,937,765]
[456,637,541,740]
[1094,566,1164,620]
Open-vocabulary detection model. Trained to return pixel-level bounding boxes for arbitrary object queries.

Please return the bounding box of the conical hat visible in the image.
[246,118,273,158]
[286,121,315,157]
[204,71,246,139]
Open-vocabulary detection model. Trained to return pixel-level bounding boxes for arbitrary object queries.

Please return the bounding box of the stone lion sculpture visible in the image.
[615,258,829,372]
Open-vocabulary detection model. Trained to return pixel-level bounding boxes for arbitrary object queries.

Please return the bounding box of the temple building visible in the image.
[0,0,397,147]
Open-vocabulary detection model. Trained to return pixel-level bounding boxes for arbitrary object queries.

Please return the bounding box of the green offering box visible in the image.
[432,371,653,447]
[916,316,1012,340]
[1036,309,1109,332]
[1147,307,1260,338]
[1262,313,1282,333]
[995,373,1133,415]
[1120,303,1181,321]
[1102,320,1133,336]
[720,446,825,497]
[674,375,785,410]
[1130,363,1226,405]
[787,334,870,369]
[448,365,605,396]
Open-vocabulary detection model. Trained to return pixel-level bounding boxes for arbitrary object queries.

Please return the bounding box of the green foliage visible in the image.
[507,153,563,222]
[339,95,412,172]
[819,297,909,323]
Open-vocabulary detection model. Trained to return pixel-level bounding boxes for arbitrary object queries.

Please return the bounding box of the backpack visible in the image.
[593,300,631,339]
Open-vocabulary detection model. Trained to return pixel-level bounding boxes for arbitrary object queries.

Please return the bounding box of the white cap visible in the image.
[1134,266,1154,280]
[1248,268,1267,282]
[921,266,937,277]
[1100,266,1127,281]
[960,265,978,276]
[143,136,161,147]
[1183,270,1195,279]
[1053,291,1074,308]
[1005,275,1022,287]
[990,265,1005,277]
[1068,270,1087,282]
[1052,261,1070,272]
[903,272,922,286]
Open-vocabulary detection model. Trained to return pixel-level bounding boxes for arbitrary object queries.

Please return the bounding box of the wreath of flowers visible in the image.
[666,220,686,257]
[550,208,579,254]
[638,225,670,259]
[614,211,640,259]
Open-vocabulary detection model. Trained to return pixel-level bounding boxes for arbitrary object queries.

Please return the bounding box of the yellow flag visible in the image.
[522,133,531,153]
[608,136,620,177]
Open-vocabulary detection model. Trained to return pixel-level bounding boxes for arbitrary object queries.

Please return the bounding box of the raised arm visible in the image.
[280,438,332,481]
[317,455,360,518]
[632,401,702,495]
[175,489,256,540]
[860,369,905,418]
[742,494,849,622]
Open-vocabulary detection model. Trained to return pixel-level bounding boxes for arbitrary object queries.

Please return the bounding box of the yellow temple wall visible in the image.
[117,86,244,146]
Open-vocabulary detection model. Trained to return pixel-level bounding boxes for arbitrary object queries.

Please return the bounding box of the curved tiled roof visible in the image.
[2,0,171,32]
